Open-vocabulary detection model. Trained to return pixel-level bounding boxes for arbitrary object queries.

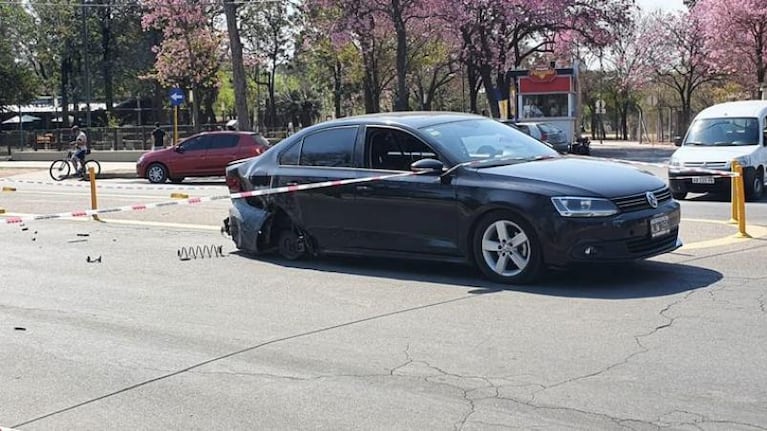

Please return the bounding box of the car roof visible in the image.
[696,100,767,119]
[315,111,486,129]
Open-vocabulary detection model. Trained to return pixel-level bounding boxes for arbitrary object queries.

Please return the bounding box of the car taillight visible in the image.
[226,175,242,193]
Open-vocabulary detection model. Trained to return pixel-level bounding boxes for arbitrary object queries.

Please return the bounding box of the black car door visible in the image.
[272,126,361,250]
[349,126,460,256]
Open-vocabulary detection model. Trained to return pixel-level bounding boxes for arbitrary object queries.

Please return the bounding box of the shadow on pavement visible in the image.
[236,252,721,300]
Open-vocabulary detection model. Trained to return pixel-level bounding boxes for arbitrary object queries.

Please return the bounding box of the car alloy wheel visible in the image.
[147,163,168,184]
[473,211,542,284]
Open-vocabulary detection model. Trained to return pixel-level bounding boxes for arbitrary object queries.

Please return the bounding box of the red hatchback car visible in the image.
[136,131,269,183]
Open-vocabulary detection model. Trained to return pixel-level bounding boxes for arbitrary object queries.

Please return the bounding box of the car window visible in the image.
[366,128,438,171]
[279,141,300,165]
[538,124,559,134]
[299,126,358,167]
[208,134,239,150]
[181,136,209,152]
[516,124,530,134]
[421,118,557,163]
[686,117,760,146]
[763,116,767,145]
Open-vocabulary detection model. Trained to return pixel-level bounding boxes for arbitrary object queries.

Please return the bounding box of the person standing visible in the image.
[152,122,166,150]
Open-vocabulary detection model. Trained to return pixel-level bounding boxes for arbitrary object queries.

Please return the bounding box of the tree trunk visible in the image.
[268,71,277,128]
[479,64,498,117]
[391,0,409,111]
[99,2,113,112]
[467,63,479,114]
[192,84,200,132]
[224,0,251,131]
[333,58,342,118]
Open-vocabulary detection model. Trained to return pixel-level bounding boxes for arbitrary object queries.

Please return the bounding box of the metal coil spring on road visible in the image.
[177,245,225,261]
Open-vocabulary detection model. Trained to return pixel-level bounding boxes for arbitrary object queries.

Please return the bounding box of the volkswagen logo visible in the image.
[646,191,658,208]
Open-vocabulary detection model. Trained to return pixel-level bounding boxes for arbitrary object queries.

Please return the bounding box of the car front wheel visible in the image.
[147,163,168,184]
[473,211,542,284]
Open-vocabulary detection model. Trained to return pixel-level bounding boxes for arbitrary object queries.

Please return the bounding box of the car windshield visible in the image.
[420,118,559,165]
[685,117,760,146]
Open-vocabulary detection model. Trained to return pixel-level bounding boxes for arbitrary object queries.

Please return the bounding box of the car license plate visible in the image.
[650,215,671,238]
[692,176,715,184]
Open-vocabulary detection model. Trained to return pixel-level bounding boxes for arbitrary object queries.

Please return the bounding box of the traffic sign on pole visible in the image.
[169,88,185,107]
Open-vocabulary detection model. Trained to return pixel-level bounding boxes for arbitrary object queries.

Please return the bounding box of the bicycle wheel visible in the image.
[84,160,101,177]
[49,160,71,181]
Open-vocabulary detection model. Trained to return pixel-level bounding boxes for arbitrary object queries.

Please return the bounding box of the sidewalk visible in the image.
[0,160,137,179]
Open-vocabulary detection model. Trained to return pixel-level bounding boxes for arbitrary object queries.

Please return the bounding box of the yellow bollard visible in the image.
[729,160,738,224]
[733,163,750,238]
[88,167,100,221]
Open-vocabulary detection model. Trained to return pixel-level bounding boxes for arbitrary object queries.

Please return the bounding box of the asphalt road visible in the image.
[1,151,766,430]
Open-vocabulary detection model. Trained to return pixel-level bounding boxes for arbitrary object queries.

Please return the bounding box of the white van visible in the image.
[668,100,767,201]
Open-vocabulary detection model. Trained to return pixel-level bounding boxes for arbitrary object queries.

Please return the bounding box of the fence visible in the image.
[1,125,292,153]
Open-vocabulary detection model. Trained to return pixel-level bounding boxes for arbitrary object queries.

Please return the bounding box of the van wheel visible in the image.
[746,169,764,201]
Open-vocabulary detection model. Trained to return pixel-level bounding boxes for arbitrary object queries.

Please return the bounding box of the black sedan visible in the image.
[222,112,681,284]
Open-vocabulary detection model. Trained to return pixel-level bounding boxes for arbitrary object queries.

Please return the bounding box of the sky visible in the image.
[636,0,685,12]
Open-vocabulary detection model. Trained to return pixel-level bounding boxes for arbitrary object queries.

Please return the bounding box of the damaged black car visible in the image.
[222,112,681,284]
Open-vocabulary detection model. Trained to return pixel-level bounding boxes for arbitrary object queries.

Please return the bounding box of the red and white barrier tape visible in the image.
[2,171,417,224]
[0,176,218,191]
[0,154,744,225]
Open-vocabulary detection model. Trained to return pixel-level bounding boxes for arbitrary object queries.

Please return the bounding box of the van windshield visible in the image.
[684,117,760,146]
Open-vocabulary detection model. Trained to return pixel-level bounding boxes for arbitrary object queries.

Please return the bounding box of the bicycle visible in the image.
[49,149,102,181]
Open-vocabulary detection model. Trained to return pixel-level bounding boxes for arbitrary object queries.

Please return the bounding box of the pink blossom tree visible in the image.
[142,0,224,129]
[642,10,723,130]
[695,0,767,98]
[443,0,634,118]
[600,11,656,139]
[306,0,396,113]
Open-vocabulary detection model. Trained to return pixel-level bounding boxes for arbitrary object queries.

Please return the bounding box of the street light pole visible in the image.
[81,0,91,127]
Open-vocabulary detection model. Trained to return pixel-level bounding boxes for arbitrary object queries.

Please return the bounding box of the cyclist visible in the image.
[70,125,88,179]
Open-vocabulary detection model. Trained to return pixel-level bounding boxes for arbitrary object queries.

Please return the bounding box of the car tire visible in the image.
[745,169,764,202]
[147,163,168,184]
[672,191,687,200]
[472,211,543,284]
[277,229,305,260]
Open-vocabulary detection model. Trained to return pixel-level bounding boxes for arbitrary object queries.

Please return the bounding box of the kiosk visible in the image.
[508,65,579,144]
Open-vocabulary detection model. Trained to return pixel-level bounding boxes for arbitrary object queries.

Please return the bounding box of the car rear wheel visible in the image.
[147,163,168,184]
[473,211,542,284]
[278,229,305,260]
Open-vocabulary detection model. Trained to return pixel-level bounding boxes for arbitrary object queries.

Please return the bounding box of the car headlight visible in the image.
[551,197,619,217]
[735,156,750,167]
[669,158,682,168]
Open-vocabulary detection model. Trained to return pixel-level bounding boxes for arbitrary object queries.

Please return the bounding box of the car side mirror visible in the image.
[673,136,683,147]
[174,146,184,153]
[410,158,444,174]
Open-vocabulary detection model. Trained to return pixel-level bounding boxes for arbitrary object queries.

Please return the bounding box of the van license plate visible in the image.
[692,176,715,184]
[650,215,671,238]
